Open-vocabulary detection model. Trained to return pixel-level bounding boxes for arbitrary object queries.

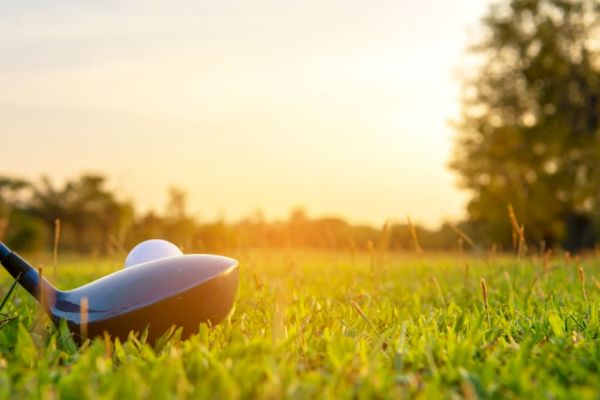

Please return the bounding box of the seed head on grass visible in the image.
[252,270,263,290]
[53,218,61,278]
[480,277,491,327]
[578,263,589,318]
[103,332,113,358]
[378,221,392,267]
[578,263,584,284]
[406,216,422,255]
[517,224,527,257]
[507,204,527,257]
[480,278,488,311]
[507,204,519,237]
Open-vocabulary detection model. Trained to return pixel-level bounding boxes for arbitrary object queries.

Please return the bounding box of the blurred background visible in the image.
[1,0,599,254]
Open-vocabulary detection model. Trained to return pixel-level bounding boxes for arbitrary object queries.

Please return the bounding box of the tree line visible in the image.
[0,174,473,254]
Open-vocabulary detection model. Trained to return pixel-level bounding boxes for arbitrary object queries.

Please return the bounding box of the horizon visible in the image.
[0,0,493,229]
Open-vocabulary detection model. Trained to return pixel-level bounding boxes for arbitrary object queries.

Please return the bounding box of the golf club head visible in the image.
[0,242,239,343]
[57,254,239,342]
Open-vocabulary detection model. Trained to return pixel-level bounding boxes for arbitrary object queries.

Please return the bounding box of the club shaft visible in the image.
[0,241,56,302]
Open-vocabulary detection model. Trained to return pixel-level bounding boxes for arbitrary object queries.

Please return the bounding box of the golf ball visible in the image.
[125,239,183,268]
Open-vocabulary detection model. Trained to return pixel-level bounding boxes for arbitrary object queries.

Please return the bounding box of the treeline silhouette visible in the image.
[0,174,470,254]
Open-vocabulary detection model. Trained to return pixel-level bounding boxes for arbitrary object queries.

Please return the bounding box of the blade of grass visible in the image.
[0,272,22,314]
[351,300,389,351]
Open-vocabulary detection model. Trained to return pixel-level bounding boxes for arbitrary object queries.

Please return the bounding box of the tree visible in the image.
[0,176,31,239]
[165,186,188,221]
[451,0,600,251]
[0,177,47,251]
[30,174,133,253]
[163,186,196,249]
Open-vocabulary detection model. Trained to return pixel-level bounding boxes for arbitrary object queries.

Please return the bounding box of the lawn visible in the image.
[1,249,600,399]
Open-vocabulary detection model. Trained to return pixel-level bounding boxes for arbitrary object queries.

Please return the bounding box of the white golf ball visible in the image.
[125,239,183,268]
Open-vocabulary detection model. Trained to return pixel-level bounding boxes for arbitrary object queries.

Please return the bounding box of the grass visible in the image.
[1,249,600,398]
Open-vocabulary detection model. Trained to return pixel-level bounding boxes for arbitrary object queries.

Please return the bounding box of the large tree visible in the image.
[451,0,600,250]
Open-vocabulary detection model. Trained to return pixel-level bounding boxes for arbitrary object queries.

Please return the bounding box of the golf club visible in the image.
[0,241,239,342]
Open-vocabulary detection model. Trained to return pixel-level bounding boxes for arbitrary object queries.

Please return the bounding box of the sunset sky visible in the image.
[0,0,492,228]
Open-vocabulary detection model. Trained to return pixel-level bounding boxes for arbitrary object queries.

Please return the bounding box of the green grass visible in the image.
[1,249,600,399]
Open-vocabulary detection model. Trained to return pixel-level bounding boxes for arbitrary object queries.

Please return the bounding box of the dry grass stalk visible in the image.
[252,270,263,290]
[543,249,553,275]
[32,267,51,342]
[507,204,528,257]
[53,218,61,277]
[367,240,375,273]
[461,379,477,400]
[431,276,445,306]
[378,221,392,269]
[578,263,589,317]
[480,277,491,327]
[80,297,89,339]
[350,240,356,270]
[480,278,488,310]
[103,332,113,358]
[517,224,527,257]
[37,267,44,309]
[351,300,389,350]
[406,216,422,255]
[503,270,512,292]
[507,204,520,237]
[451,225,476,250]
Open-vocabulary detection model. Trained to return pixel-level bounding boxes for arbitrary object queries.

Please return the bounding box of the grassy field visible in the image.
[1,248,600,399]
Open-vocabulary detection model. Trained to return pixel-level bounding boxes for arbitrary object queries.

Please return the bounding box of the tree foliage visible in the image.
[0,173,464,254]
[451,0,600,250]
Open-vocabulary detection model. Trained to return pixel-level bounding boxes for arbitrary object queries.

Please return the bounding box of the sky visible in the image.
[0,0,493,228]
